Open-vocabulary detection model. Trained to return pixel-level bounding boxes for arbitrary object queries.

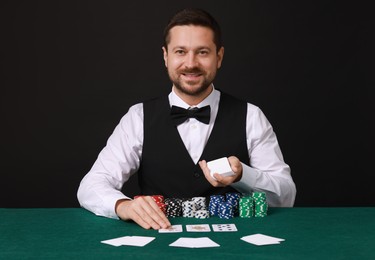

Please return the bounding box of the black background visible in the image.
[1,0,373,207]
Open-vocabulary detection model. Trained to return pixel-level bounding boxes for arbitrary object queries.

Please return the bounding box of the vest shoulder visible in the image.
[142,95,166,103]
[219,91,248,104]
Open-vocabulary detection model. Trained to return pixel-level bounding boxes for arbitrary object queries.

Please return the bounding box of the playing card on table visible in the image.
[101,236,155,247]
[241,233,285,246]
[212,224,238,232]
[169,237,220,248]
[186,224,211,232]
[159,225,183,233]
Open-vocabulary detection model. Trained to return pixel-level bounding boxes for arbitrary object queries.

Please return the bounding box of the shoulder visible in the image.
[118,103,144,126]
[218,90,268,122]
[143,95,169,107]
[246,102,262,116]
[125,94,167,117]
[127,102,143,116]
[218,90,260,113]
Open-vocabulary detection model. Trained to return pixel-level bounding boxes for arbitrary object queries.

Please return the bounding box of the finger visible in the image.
[227,156,241,172]
[199,160,215,181]
[134,197,169,230]
[116,198,166,230]
[213,173,228,186]
[198,160,209,173]
[121,200,153,229]
[144,196,171,229]
[131,211,153,229]
[199,160,211,180]
[134,200,164,230]
[199,160,222,187]
[227,156,242,181]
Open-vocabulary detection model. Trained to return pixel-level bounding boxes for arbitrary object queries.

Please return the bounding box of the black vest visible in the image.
[138,91,249,198]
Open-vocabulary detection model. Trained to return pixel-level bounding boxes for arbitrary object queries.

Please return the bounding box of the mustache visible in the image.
[179,67,203,74]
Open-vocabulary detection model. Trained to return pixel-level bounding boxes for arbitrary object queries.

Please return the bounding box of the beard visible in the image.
[169,67,216,96]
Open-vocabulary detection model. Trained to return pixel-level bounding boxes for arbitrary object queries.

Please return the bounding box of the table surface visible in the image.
[1,207,374,259]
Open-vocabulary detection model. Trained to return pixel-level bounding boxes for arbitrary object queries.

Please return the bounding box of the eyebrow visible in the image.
[171,46,211,51]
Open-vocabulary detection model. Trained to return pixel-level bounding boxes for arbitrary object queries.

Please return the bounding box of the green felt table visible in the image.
[0,207,374,259]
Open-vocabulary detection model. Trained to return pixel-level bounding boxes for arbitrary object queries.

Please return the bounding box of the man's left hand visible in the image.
[199,156,243,187]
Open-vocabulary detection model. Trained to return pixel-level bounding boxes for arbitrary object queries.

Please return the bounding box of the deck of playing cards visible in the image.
[207,157,235,180]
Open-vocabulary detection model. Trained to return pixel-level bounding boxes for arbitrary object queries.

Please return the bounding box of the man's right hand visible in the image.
[115,196,171,230]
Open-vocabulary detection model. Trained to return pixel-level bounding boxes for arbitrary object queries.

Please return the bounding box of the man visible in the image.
[77,8,296,230]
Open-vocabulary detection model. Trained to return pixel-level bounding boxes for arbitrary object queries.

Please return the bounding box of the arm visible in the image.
[77,104,171,228]
[77,104,144,218]
[200,104,296,207]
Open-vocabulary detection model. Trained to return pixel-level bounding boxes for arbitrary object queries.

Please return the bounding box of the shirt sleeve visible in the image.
[231,104,297,207]
[77,104,144,219]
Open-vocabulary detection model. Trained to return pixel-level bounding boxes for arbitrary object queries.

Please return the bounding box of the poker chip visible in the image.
[195,209,210,219]
[208,195,225,216]
[218,202,234,219]
[252,192,268,217]
[225,192,241,216]
[239,196,254,218]
[151,195,166,214]
[164,198,182,217]
[192,197,207,211]
[182,199,196,217]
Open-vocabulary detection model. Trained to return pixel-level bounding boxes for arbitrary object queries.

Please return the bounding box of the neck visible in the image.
[172,85,213,106]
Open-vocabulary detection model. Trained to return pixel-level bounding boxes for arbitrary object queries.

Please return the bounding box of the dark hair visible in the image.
[163,8,222,52]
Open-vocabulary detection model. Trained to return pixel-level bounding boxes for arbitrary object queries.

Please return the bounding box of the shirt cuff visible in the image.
[231,163,258,193]
[100,193,132,219]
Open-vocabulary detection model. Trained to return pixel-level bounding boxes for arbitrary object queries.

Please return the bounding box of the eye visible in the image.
[198,50,209,56]
[175,49,186,55]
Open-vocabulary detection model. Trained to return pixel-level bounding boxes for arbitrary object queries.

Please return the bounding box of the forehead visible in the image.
[168,25,215,48]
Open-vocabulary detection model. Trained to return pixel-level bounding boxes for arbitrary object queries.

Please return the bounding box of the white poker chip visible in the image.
[195,210,210,219]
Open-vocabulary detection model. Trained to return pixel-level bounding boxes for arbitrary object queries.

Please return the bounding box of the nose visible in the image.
[185,52,198,68]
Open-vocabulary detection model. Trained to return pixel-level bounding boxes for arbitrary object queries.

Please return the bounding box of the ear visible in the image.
[217,47,224,69]
[162,46,168,67]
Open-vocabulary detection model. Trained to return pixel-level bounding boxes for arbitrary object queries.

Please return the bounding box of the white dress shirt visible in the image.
[77,88,296,219]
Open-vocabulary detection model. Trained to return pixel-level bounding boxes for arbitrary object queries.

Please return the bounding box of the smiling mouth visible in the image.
[181,69,203,78]
[181,74,202,83]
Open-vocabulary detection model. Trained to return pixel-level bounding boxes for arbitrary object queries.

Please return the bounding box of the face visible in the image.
[163,25,224,100]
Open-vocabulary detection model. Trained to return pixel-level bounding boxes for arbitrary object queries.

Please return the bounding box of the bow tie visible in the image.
[170,105,211,125]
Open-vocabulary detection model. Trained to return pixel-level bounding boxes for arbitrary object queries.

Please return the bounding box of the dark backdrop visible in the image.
[1,0,373,207]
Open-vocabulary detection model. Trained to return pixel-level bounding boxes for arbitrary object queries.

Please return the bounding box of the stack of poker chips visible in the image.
[252,192,268,217]
[180,197,209,218]
[151,195,166,214]
[218,201,234,219]
[239,195,254,218]
[191,197,210,219]
[209,192,241,219]
[164,198,182,217]
[182,199,196,217]
[192,197,206,211]
[225,192,241,216]
[195,209,210,219]
[208,195,225,216]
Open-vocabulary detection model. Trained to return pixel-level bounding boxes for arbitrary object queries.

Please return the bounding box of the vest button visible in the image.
[194,172,200,178]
